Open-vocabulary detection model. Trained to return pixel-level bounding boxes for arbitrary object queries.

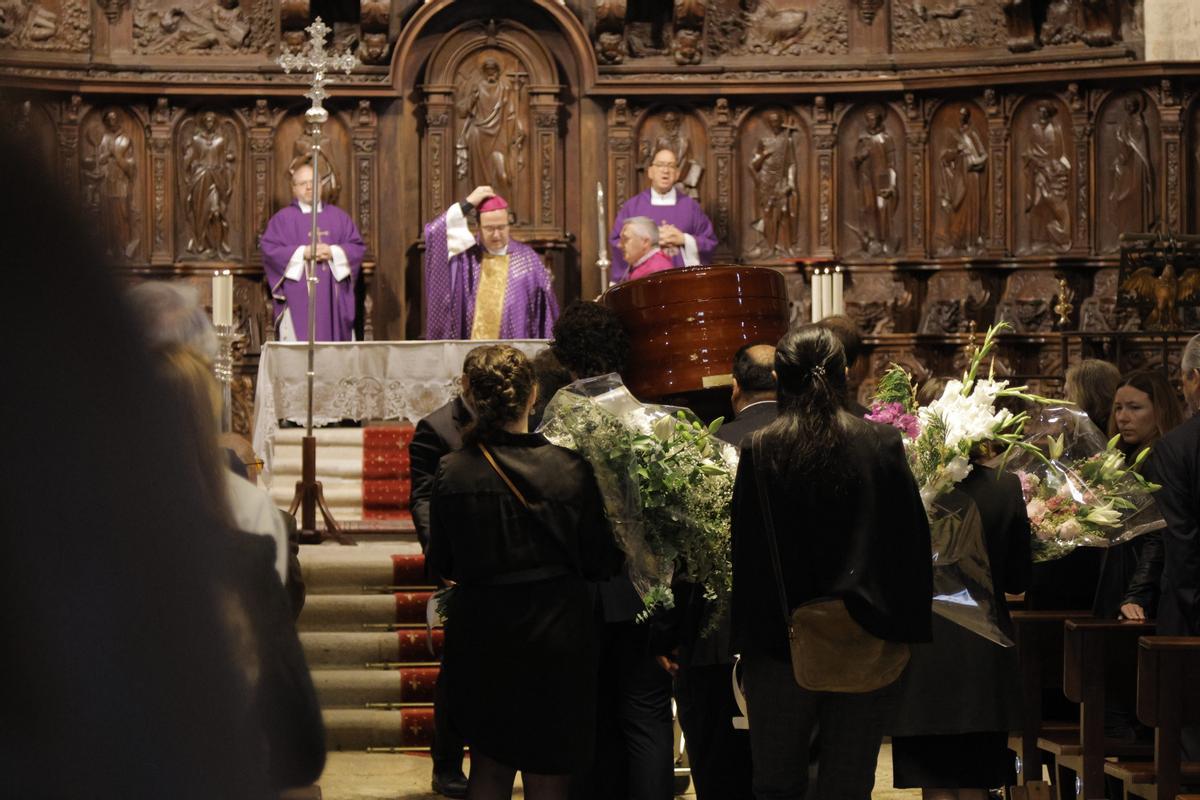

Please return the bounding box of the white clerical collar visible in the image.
[297,200,323,213]
[649,187,677,206]
[483,245,509,256]
[632,247,661,267]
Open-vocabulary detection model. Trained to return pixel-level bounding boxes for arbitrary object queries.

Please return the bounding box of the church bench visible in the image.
[1060,619,1155,800]
[1010,610,1093,789]
[1102,637,1200,800]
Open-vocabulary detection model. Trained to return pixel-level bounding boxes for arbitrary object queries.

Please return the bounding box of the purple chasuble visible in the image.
[423,208,559,340]
[261,202,365,342]
[608,189,717,283]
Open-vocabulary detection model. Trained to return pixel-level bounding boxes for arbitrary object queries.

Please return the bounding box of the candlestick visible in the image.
[832,267,844,316]
[821,268,833,321]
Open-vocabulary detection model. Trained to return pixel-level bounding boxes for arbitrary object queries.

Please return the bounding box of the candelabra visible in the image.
[1054,278,1075,330]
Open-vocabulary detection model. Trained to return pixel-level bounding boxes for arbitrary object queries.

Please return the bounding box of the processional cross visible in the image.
[277,19,357,545]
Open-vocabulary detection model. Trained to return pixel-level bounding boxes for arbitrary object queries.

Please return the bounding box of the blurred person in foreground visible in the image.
[731,325,932,800]
[1065,358,1121,434]
[1143,334,1200,758]
[427,345,622,799]
[0,130,291,797]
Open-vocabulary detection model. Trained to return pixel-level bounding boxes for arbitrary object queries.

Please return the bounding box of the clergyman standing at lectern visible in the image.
[423,185,558,340]
[261,163,365,341]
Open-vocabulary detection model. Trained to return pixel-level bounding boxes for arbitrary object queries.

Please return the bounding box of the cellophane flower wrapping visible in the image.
[993,405,1165,563]
[538,373,738,628]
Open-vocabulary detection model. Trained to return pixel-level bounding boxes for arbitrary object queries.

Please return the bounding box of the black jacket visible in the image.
[717,400,778,450]
[409,396,471,553]
[1145,415,1200,635]
[731,416,933,661]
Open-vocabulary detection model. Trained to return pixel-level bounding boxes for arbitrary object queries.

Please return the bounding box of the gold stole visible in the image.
[470,253,510,340]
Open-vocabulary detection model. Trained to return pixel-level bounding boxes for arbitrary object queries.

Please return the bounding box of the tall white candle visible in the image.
[833,267,844,316]
[821,268,833,321]
[811,269,823,322]
[214,270,233,327]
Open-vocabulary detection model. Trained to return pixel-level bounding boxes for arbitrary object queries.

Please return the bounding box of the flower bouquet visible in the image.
[870,322,1053,645]
[539,373,737,629]
[997,405,1164,563]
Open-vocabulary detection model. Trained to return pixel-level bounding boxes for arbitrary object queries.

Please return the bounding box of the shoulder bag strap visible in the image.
[479,443,531,510]
[751,432,794,641]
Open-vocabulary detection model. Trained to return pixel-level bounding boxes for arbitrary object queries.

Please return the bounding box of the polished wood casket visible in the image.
[602,265,790,403]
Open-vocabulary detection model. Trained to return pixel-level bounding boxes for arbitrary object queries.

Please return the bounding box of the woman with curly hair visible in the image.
[427,344,623,800]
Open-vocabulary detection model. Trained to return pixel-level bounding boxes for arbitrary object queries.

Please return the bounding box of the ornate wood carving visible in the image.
[81,107,143,262]
[906,96,926,257]
[147,98,182,265]
[1042,0,1085,46]
[0,0,89,51]
[1095,91,1159,253]
[845,273,912,334]
[931,102,989,257]
[892,0,1005,52]
[740,106,807,259]
[349,100,379,261]
[838,103,906,258]
[360,0,392,64]
[671,0,704,65]
[279,0,308,54]
[813,96,835,258]
[594,0,627,64]
[708,99,735,257]
[133,0,270,54]
[706,0,848,57]
[638,107,706,199]
[1080,267,1140,331]
[56,94,85,196]
[1012,97,1074,256]
[233,99,282,264]
[176,110,241,260]
[1080,0,1119,46]
[919,271,989,334]
[993,270,1059,332]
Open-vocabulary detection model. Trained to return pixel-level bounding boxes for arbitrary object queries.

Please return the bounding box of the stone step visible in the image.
[311,667,439,707]
[299,592,435,631]
[299,543,429,594]
[323,707,434,751]
[301,630,443,668]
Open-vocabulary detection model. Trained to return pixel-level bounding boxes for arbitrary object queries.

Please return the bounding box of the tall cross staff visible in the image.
[278,19,357,545]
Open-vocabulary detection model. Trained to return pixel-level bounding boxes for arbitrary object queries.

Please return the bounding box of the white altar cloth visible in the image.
[253,339,547,478]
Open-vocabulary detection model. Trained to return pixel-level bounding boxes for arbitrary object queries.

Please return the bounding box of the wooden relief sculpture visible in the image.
[919,271,988,333]
[747,110,800,257]
[179,111,237,257]
[82,109,139,261]
[1098,94,1157,251]
[640,109,703,199]
[134,0,251,52]
[1042,0,1084,45]
[993,270,1059,333]
[848,106,900,257]
[1080,268,1138,331]
[891,0,1005,51]
[1019,101,1072,254]
[845,273,911,334]
[1002,0,1037,51]
[454,53,527,218]
[933,105,988,256]
[705,0,848,57]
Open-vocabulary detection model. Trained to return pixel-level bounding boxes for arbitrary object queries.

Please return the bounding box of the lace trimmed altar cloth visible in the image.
[253,340,547,480]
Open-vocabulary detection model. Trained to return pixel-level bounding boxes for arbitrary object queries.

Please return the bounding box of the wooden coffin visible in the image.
[602,265,790,402]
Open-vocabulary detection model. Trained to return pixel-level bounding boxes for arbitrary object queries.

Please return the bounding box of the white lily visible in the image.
[1083,501,1122,527]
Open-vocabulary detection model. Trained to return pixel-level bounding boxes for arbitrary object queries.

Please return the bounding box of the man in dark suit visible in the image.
[410,350,485,799]
[1144,335,1200,759]
[658,343,776,800]
[818,314,870,417]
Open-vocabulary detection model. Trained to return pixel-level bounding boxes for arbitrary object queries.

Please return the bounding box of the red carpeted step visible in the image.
[394,591,433,624]
[311,667,439,706]
[323,707,434,750]
[298,593,435,630]
[392,554,427,586]
[362,427,415,519]
[300,630,443,666]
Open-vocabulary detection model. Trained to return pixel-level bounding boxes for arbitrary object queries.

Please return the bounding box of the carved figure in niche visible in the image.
[673,27,702,64]
[1081,0,1117,45]
[850,107,898,256]
[455,56,526,216]
[0,0,57,41]
[1022,103,1072,253]
[1121,261,1200,330]
[1042,0,1084,45]
[287,133,339,205]
[748,110,799,257]
[360,32,389,64]
[919,273,989,334]
[1002,0,1037,51]
[83,111,138,261]
[1081,268,1140,331]
[936,106,988,256]
[597,30,625,64]
[180,111,236,257]
[846,274,911,334]
[1108,96,1157,236]
[641,110,702,199]
[134,0,249,53]
[993,272,1059,333]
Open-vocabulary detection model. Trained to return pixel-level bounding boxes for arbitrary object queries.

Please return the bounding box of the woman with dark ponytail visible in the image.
[731,325,933,800]
[427,345,623,800]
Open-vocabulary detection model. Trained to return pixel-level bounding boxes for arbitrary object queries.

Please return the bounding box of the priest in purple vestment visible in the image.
[423,185,559,340]
[261,163,365,342]
[608,148,718,283]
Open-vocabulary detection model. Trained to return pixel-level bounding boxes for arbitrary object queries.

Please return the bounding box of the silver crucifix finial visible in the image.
[277,18,357,126]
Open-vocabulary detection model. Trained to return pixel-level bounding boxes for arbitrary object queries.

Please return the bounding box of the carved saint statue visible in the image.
[642,110,703,199]
[748,110,798,256]
[455,56,526,212]
[851,107,898,256]
[0,0,57,42]
[1022,102,1071,253]
[83,111,138,260]
[1108,96,1157,236]
[937,106,988,255]
[181,111,236,257]
[135,0,249,53]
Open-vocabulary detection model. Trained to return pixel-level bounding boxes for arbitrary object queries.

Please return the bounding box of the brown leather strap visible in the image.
[479,444,530,509]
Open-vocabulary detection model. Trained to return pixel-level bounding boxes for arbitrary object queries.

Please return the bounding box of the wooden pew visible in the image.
[1103,637,1200,800]
[1010,610,1092,788]
[1058,619,1154,799]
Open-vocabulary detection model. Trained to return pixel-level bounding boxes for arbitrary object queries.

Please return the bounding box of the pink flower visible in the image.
[866,402,920,438]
